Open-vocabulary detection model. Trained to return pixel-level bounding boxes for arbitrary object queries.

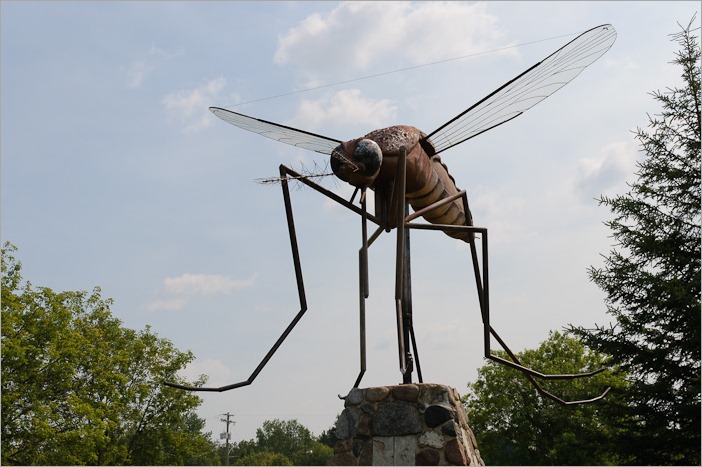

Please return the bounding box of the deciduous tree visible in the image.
[463,331,628,465]
[230,418,332,466]
[1,243,220,465]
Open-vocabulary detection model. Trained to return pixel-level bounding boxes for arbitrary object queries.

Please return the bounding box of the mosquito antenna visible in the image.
[255,160,337,187]
[331,148,359,172]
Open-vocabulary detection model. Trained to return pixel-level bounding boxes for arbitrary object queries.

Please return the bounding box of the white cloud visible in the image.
[164,272,257,295]
[291,89,397,131]
[146,298,186,312]
[126,44,181,89]
[574,140,638,201]
[147,272,257,311]
[274,2,509,84]
[162,77,227,132]
[178,358,233,387]
[127,60,154,89]
[471,189,531,247]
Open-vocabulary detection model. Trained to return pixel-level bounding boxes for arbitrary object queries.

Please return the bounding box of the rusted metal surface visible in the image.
[331,126,471,243]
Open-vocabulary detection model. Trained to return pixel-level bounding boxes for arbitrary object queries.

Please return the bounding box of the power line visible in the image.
[223,413,336,417]
[228,30,579,108]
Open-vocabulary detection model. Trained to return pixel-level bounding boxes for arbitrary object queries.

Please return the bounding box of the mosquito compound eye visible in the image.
[354,139,383,176]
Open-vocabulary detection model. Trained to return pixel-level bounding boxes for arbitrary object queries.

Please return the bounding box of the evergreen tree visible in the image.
[569,18,701,465]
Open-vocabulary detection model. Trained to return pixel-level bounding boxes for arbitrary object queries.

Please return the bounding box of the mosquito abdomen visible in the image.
[406,155,471,243]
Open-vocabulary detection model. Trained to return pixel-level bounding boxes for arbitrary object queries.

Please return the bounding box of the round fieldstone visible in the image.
[353,439,364,457]
[333,439,354,454]
[444,438,468,466]
[418,431,445,449]
[467,427,479,449]
[441,420,457,437]
[371,400,422,436]
[392,384,419,401]
[419,384,451,405]
[416,448,441,466]
[332,451,357,466]
[356,414,372,439]
[345,387,364,406]
[336,407,361,440]
[424,404,455,428]
[366,386,390,402]
[359,441,373,465]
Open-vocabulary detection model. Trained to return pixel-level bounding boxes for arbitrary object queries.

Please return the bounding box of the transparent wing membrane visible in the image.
[210,107,341,154]
[425,24,617,154]
[209,25,616,159]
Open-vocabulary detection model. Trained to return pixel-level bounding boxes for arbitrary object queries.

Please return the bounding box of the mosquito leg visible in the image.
[457,192,611,404]
[394,211,407,376]
[399,200,422,382]
[409,315,423,383]
[486,334,611,405]
[349,186,360,204]
[353,188,369,388]
[391,148,417,381]
[164,164,309,392]
[399,191,610,403]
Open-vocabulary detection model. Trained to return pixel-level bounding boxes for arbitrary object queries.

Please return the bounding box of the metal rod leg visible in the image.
[401,203,414,383]
[409,320,423,383]
[164,165,309,392]
[354,189,369,388]
[394,207,406,373]
[458,193,610,404]
[392,148,414,382]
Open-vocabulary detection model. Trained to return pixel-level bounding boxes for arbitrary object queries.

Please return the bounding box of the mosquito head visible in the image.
[330,138,383,188]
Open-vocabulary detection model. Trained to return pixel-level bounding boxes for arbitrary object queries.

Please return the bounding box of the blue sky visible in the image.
[2,1,698,443]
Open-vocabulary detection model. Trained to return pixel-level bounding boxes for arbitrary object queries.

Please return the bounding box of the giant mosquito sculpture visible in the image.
[166,24,617,405]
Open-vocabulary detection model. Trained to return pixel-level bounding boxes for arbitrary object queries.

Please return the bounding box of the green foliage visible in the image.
[317,418,339,448]
[1,243,220,465]
[234,451,293,466]
[464,331,629,465]
[256,419,314,462]
[230,418,333,466]
[568,18,701,466]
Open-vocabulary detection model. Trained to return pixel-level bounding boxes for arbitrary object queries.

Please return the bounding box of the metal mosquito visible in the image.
[165,24,617,405]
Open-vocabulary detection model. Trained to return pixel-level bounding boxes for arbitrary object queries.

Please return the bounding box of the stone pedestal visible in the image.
[332,383,484,466]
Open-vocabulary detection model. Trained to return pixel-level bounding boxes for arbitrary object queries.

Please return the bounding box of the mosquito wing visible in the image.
[424,24,617,155]
[210,107,342,155]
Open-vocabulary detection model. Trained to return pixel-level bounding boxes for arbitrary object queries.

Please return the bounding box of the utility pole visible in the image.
[220,412,235,466]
